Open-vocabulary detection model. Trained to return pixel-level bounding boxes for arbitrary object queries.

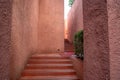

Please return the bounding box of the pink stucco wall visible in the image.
[107,0,120,80]
[0,0,12,80]
[38,0,64,53]
[11,0,39,79]
[67,0,83,42]
[11,0,64,79]
[83,0,110,80]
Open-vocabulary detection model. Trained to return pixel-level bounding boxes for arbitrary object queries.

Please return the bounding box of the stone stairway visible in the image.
[20,53,79,80]
[64,39,74,52]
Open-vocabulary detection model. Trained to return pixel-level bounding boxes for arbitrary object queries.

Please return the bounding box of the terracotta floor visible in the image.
[20,53,80,80]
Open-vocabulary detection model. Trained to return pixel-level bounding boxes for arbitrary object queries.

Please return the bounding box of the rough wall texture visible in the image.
[11,0,39,79]
[38,0,64,53]
[83,0,110,80]
[0,0,12,80]
[107,0,120,80]
[67,0,83,42]
[71,57,83,80]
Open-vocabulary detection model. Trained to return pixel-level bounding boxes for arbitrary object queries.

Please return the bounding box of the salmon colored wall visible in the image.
[11,0,39,79]
[11,0,64,79]
[38,0,64,53]
[67,0,83,42]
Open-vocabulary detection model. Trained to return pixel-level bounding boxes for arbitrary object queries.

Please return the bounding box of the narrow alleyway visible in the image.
[20,53,79,80]
[1,0,120,80]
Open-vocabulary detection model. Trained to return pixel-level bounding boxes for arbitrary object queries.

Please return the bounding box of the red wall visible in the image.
[0,0,12,80]
[11,0,64,79]
[38,0,64,53]
[67,0,83,42]
[83,0,110,80]
[11,0,39,79]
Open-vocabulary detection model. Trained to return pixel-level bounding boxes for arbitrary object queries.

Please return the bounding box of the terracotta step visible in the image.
[30,56,69,59]
[20,75,79,80]
[22,71,76,76]
[28,60,72,64]
[26,64,73,69]
[31,54,61,57]
[20,53,79,80]
[23,69,76,73]
[29,59,71,62]
[26,65,74,69]
[27,63,72,66]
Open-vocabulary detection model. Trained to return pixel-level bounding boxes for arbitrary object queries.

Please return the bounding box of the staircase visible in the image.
[64,39,74,52]
[20,53,79,80]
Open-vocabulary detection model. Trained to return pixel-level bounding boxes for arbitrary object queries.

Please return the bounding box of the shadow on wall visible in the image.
[67,0,83,43]
[11,0,39,79]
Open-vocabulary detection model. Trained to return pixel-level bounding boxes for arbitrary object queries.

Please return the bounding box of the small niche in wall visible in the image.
[57,49,60,52]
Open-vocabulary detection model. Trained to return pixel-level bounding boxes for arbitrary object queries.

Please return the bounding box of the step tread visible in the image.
[29,59,71,62]
[26,66,74,69]
[27,64,73,66]
[30,56,69,59]
[20,75,78,80]
[22,72,76,76]
[32,54,61,57]
[24,69,75,72]
[28,61,72,64]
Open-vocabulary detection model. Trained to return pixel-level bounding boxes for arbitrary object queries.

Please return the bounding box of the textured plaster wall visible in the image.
[11,0,39,79]
[0,0,12,80]
[107,0,120,80]
[38,0,64,53]
[67,0,83,42]
[83,0,110,80]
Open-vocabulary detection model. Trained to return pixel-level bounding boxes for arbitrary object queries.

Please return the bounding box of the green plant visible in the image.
[74,30,84,60]
[68,0,75,7]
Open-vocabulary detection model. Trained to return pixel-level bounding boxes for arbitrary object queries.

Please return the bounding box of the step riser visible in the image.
[21,79,79,80]
[26,66,74,69]
[22,72,76,76]
[30,57,69,59]
[28,61,72,64]
[20,76,78,80]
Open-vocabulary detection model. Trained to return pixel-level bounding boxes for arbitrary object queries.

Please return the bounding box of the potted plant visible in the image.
[73,30,84,60]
